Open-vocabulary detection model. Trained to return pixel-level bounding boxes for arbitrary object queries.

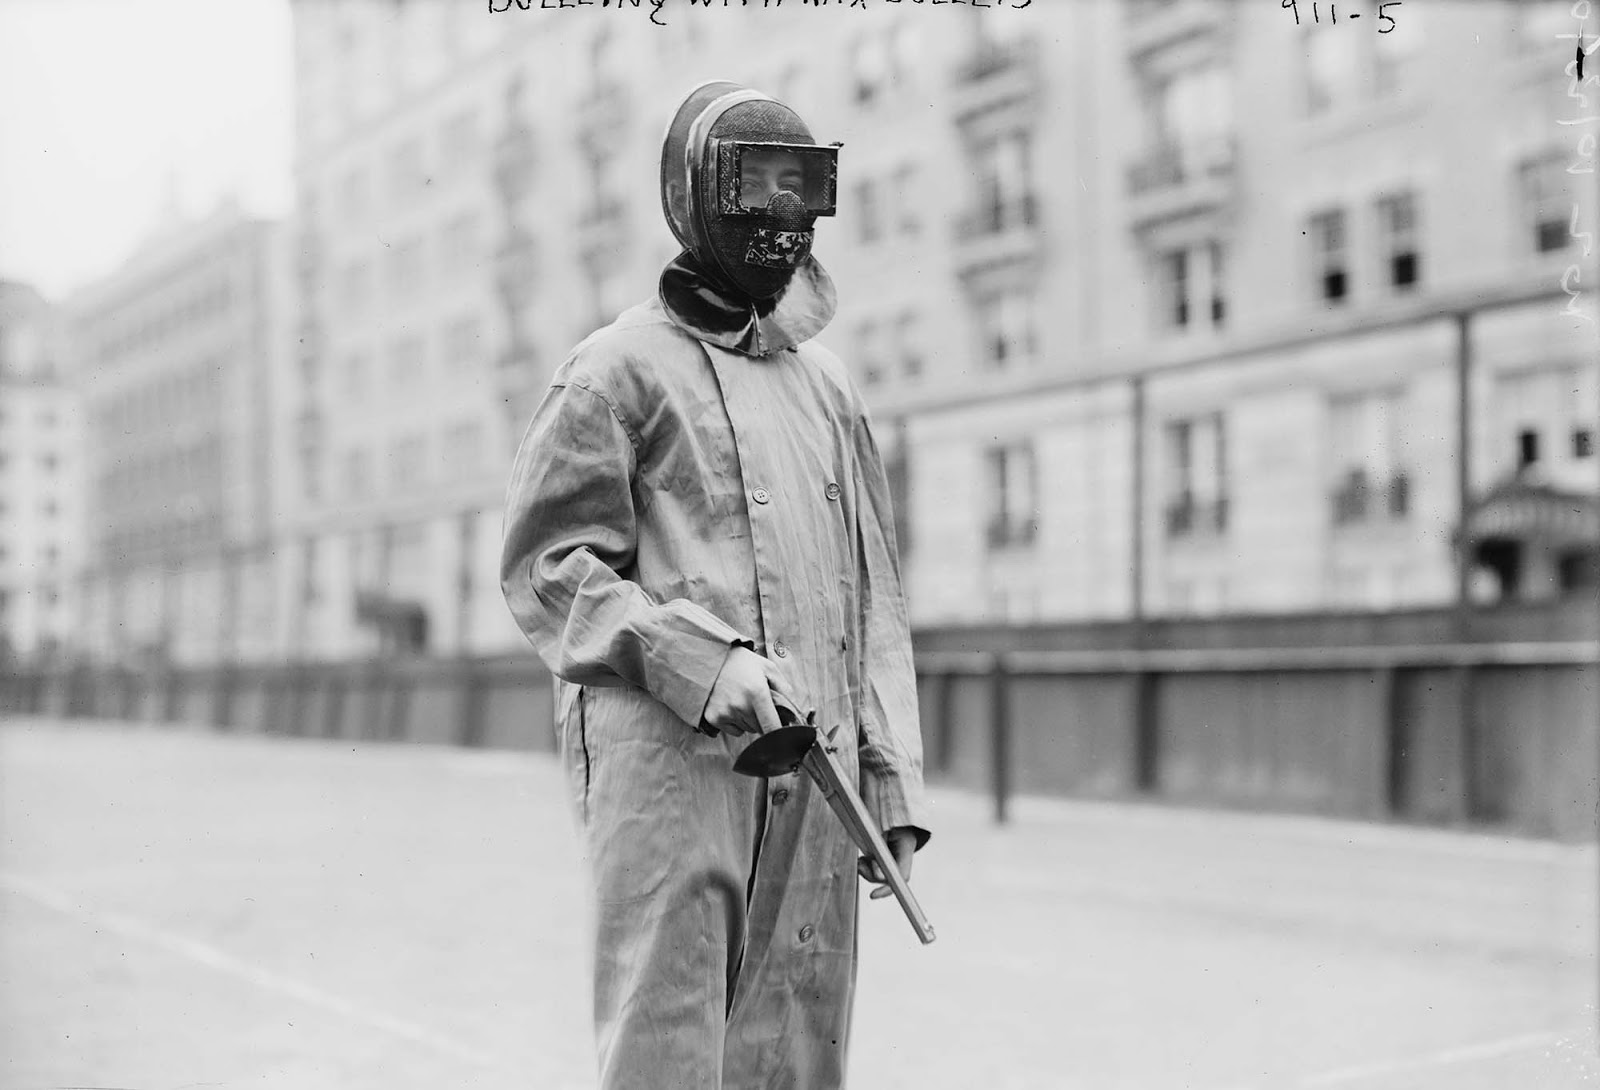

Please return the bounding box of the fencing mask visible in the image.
[660,81,839,302]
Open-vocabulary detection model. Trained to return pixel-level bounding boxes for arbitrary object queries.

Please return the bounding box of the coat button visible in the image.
[798,924,814,943]
[773,642,788,658]
[772,788,790,804]
[840,635,848,651]
[752,487,771,504]
[825,482,841,500]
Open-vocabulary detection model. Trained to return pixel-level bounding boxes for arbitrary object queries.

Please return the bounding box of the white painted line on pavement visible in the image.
[1295,1028,1577,1086]
[0,869,503,1071]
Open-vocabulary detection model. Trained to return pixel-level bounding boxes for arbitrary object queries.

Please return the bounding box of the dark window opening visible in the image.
[1323,269,1347,302]
[1391,251,1418,288]
[1574,428,1594,459]
[1537,219,1568,253]
[1517,428,1541,471]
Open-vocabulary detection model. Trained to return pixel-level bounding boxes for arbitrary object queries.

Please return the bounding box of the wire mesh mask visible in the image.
[661,84,832,301]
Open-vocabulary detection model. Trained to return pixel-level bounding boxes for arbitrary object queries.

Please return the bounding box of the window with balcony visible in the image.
[1518,152,1573,254]
[984,440,1038,550]
[1375,191,1421,291]
[1164,413,1228,538]
[976,290,1037,370]
[1329,389,1409,525]
[1308,208,1350,304]
[969,130,1036,237]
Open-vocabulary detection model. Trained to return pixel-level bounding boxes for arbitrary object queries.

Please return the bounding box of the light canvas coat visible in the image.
[500,297,930,1089]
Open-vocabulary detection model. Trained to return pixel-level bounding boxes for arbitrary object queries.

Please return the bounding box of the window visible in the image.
[976,290,1037,369]
[893,164,921,236]
[1153,242,1226,333]
[858,321,883,388]
[1156,249,1190,330]
[1376,191,1421,290]
[852,33,891,105]
[1497,366,1589,477]
[972,131,1035,235]
[895,312,923,381]
[1151,64,1233,148]
[1329,389,1408,524]
[1164,413,1228,537]
[854,179,880,245]
[984,441,1038,549]
[1308,208,1349,303]
[1519,152,1572,254]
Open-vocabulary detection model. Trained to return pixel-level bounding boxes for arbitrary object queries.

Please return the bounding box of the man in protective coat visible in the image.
[500,80,932,1089]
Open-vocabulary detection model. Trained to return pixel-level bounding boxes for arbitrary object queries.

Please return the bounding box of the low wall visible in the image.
[3,617,1595,841]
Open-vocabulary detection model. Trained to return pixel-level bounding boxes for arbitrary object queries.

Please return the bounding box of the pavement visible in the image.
[0,715,1596,1090]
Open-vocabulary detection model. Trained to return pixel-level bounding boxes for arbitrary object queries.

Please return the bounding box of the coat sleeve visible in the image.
[500,380,753,729]
[852,405,932,850]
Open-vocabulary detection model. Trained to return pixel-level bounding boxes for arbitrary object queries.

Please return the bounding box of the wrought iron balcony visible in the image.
[953,196,1041,277]
[951,37,1041,122]
[1332,471,1410,525]
[1165,493,1229,538]
[986,513,1039,550]
[1126,0,1228,59]
[1125,136,1237,228]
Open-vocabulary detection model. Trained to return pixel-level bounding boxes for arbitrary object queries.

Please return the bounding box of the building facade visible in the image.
[280,0,1597,662]
[0,281,84,663]
[66,204,287,666]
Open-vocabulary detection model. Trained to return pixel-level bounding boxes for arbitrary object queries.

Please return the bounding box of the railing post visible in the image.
[989,653,1011,825]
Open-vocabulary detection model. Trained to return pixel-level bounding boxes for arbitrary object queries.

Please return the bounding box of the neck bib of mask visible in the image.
[658,248,836,357]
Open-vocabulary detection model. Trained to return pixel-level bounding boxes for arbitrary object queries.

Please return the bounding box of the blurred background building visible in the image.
[37,0,1598,665]
[63,203,287,666]
[0,280,83,664]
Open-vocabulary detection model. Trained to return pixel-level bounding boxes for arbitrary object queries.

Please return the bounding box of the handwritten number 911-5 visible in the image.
[1282,0,1400,31]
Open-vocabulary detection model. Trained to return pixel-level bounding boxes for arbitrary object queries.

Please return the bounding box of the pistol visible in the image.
[732,693,936,945]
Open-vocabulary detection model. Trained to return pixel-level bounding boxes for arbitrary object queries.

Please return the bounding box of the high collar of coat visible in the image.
[657,250,836,357]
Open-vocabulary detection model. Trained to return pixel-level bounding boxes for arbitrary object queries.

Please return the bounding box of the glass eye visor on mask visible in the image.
[715,140,840,217]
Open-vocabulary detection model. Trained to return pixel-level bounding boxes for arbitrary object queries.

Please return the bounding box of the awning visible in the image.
[1460,480,1600,548]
